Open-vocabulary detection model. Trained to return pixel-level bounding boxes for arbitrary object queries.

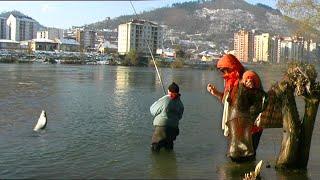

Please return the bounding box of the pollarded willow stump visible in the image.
[269,62,320,169]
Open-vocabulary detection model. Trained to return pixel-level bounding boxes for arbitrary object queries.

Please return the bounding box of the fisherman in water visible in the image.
[150,82,184,152]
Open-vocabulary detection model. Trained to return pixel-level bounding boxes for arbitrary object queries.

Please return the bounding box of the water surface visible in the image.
[0,64,319,179]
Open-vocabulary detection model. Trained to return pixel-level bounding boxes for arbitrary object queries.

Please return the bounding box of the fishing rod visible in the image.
[129,1,166,95]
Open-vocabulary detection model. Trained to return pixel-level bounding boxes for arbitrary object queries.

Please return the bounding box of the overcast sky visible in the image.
[0,0,277,29]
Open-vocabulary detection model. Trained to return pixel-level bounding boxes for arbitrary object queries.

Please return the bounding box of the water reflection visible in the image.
[150,151,178,179]
[115,67,130,93]
[275,169,310,180]
[114,66,156,94]
[216,161,256,180]
[92,66,106,81]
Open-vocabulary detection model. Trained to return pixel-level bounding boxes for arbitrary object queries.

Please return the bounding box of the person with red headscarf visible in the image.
[207,54,267,162]
[241,70,267,155]
[207,54,245,137]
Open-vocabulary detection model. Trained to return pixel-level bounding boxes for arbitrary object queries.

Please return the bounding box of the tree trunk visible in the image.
[297,97,320,168]
[272,63,320,169]
[276,87,301,169]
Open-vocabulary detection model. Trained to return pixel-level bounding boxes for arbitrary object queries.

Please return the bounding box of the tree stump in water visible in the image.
[265,63,320,169]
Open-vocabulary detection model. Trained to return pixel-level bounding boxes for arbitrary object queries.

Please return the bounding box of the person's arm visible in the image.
[207,83,224,101]
[150,96,165,117]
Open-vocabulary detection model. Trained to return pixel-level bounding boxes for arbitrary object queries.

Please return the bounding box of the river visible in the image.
[0,64,319,179]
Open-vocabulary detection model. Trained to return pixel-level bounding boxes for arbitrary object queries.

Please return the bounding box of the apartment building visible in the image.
[254,33,271,62]
[0,17,7,39]
[37,27,63,40]
[76,30,96,52]
[233,29,254,63]
[6,14,38,41]
[118,19,163,57]
[270,36,281,63]
[280,36,305,62]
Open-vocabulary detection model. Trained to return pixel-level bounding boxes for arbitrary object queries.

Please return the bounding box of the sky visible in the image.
[0,0,277,29]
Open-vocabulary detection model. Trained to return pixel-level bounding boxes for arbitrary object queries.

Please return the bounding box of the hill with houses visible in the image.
[85,0,297,49]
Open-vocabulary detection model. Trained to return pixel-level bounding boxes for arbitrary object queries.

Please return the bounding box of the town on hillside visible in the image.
[0,11,319,66]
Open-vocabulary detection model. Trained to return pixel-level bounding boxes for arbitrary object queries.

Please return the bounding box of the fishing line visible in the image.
[273,135,276,157]
[129,1,166,95]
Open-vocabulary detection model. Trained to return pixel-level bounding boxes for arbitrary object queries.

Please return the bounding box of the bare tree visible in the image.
[277,0,320,40]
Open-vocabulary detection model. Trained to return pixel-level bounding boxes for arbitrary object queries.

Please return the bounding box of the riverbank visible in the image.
[0,52,218,70]
[0,49,298,70]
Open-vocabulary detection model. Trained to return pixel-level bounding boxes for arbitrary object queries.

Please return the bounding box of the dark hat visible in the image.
[168,82,179,93]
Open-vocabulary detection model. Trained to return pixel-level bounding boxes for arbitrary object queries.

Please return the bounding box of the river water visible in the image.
[0,64,319,179]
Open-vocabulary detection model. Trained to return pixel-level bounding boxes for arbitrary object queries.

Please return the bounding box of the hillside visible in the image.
[87,0,296,48]
[0,1,303,50]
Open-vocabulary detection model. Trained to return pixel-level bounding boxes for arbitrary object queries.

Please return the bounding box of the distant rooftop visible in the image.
[32,38,56,43]
[0,39,19,43]
[55,38,80,45]
[0,10,34,20]
[126,19,158,26]
[12,14,34,21]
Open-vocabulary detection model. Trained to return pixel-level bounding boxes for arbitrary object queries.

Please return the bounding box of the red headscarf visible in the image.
[242,70,261,89]
[217,54,245,94]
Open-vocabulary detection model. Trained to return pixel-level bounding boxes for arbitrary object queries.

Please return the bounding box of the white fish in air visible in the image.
[33,110,47,131]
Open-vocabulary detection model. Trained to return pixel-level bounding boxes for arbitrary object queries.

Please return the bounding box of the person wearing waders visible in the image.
[150,82,184,152]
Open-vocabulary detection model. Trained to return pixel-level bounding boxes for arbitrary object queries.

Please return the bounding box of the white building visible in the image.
[309,41,317,52]
[37,27,63,40]
[0,17,7,39]
[118,19,163,56]
[254,33,271,62]
[6,14,38,41]
[280,37,305,62]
